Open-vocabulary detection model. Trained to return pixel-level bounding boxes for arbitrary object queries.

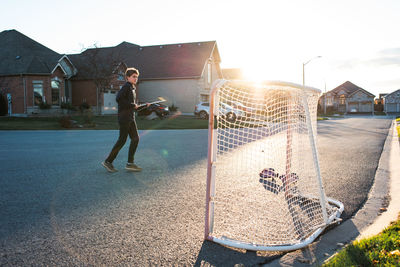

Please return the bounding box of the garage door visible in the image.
[359,103,372,112]
[386,103,398,112]
[348,103,358,112]
[103,91,117,114]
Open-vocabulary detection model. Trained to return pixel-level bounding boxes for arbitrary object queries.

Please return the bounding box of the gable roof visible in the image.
[69,40,220,80]
[329,81,375,97]
[0,29,62,75]
[133,41,219,79]
[384,89,400,99]
[68,45,127,80]
[0,29,220,80]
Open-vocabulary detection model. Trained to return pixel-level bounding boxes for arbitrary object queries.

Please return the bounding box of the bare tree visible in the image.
[78,44,124,114]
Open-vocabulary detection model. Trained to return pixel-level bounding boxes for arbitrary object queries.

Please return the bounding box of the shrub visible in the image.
[169,104,178,112]
[79,101,90,112]
[61,102,76,111]
[39,101,51,109]
[59,116,73,128]
[84,109,93,122]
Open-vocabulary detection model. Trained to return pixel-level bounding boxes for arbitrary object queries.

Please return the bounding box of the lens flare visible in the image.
[161,149,169,157]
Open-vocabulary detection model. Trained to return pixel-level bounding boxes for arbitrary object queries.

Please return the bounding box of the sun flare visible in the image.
[242,66,270,83]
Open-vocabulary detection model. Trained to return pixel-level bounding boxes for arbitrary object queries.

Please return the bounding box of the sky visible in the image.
[1,0,400,97]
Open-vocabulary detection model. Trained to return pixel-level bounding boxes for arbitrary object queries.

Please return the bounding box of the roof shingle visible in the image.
[69,41,219,80]
[0,30,61,75]
[330,81,375,97]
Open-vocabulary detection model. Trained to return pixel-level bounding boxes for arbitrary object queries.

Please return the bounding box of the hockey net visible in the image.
[204,80,343,251]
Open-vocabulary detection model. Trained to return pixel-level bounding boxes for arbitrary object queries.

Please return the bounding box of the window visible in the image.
[207,63,211,84]
[51,80,60,105]
[326,97,332,106]
[33,81,44,106]
[340,95,346,105]
[117,71,124,81]
[201,94,209,102]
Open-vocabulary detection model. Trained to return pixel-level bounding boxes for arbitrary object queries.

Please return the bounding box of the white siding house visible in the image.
[384,89,400,113]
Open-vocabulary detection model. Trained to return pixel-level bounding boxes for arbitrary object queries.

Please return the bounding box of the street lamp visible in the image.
[302,56,322,86]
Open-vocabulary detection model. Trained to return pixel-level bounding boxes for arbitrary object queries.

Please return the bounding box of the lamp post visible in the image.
[302,56,322,86]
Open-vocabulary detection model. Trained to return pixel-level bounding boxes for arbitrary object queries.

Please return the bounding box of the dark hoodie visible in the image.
[116,81,137,123]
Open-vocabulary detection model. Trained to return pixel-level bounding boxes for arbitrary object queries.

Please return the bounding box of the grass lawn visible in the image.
[322,215,400,266]
[1,114,333,130]
[0,114,335,130]
[0,115,209,130]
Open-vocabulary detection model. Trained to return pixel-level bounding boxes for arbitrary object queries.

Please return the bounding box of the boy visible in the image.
[102,67,146,172]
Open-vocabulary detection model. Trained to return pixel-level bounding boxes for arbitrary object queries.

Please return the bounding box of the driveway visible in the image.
[0,116,392,266]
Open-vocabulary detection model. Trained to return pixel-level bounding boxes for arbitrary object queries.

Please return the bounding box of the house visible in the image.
[384,89,400,113]
[0,30,77,115]
[0,29,222,115]
[68,45,129,114]
[319,81,375,114]
[68,40,222,114]
[130,41,222,113]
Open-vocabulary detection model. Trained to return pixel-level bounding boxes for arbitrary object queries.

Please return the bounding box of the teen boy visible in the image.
[102,67,146,172]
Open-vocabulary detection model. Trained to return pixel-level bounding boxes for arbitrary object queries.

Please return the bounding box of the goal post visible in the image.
[204,79,344,251]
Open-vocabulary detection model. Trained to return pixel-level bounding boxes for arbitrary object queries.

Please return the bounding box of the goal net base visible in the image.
[204,80,344,251]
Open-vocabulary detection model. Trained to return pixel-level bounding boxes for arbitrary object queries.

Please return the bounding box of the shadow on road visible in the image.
[194,240,283,266]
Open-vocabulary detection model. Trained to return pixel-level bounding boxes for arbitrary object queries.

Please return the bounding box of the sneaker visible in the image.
[125,162,142,172]
[102,161,118,173]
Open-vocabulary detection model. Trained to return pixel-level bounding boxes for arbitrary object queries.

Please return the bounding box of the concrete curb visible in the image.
[356,121,400,240]
[264,120,399,266]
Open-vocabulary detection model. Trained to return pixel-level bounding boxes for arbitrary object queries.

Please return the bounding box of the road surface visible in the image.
[0,116,392,266]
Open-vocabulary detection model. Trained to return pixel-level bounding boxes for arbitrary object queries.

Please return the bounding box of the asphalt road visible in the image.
[0,116,392,266]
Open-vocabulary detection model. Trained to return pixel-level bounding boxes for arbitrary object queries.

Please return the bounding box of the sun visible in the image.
[242,66,269,83]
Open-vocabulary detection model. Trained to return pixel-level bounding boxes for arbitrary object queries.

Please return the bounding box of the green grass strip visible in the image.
[322,214,400,266]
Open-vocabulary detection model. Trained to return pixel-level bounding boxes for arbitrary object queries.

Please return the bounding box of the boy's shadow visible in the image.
[194,240,283,267]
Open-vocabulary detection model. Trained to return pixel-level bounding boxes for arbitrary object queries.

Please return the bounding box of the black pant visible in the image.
[106,120,139,163]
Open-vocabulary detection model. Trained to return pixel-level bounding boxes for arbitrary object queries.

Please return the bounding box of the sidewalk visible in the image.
[264,120,399,266]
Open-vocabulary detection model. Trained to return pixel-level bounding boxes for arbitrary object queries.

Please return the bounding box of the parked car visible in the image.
[228,101,255,117]
[194,101,246,122]
[194,102,210,119]
[137,103,169,119]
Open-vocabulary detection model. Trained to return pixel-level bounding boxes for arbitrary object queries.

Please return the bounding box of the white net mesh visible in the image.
[206,80,342,249]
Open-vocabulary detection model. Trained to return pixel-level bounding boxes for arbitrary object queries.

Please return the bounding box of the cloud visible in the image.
[369,56,400,66]
[368,47,400,67]
[334,58,362,70]
[334,47,400,70]
[378,47,400,56]
[372,78,400,90]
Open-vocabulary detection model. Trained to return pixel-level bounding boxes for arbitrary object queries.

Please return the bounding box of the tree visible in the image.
[78,44,125,114]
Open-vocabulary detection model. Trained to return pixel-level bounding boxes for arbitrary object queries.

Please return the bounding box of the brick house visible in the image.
[0,29,222,115]
[68,41,222,114]
[319,81,375,114]
[0,30,77,115]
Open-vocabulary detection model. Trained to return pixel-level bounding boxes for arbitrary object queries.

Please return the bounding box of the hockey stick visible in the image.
[135,97,166,109]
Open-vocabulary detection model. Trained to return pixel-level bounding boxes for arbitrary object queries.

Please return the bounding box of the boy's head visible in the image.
[125,67,139,85]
